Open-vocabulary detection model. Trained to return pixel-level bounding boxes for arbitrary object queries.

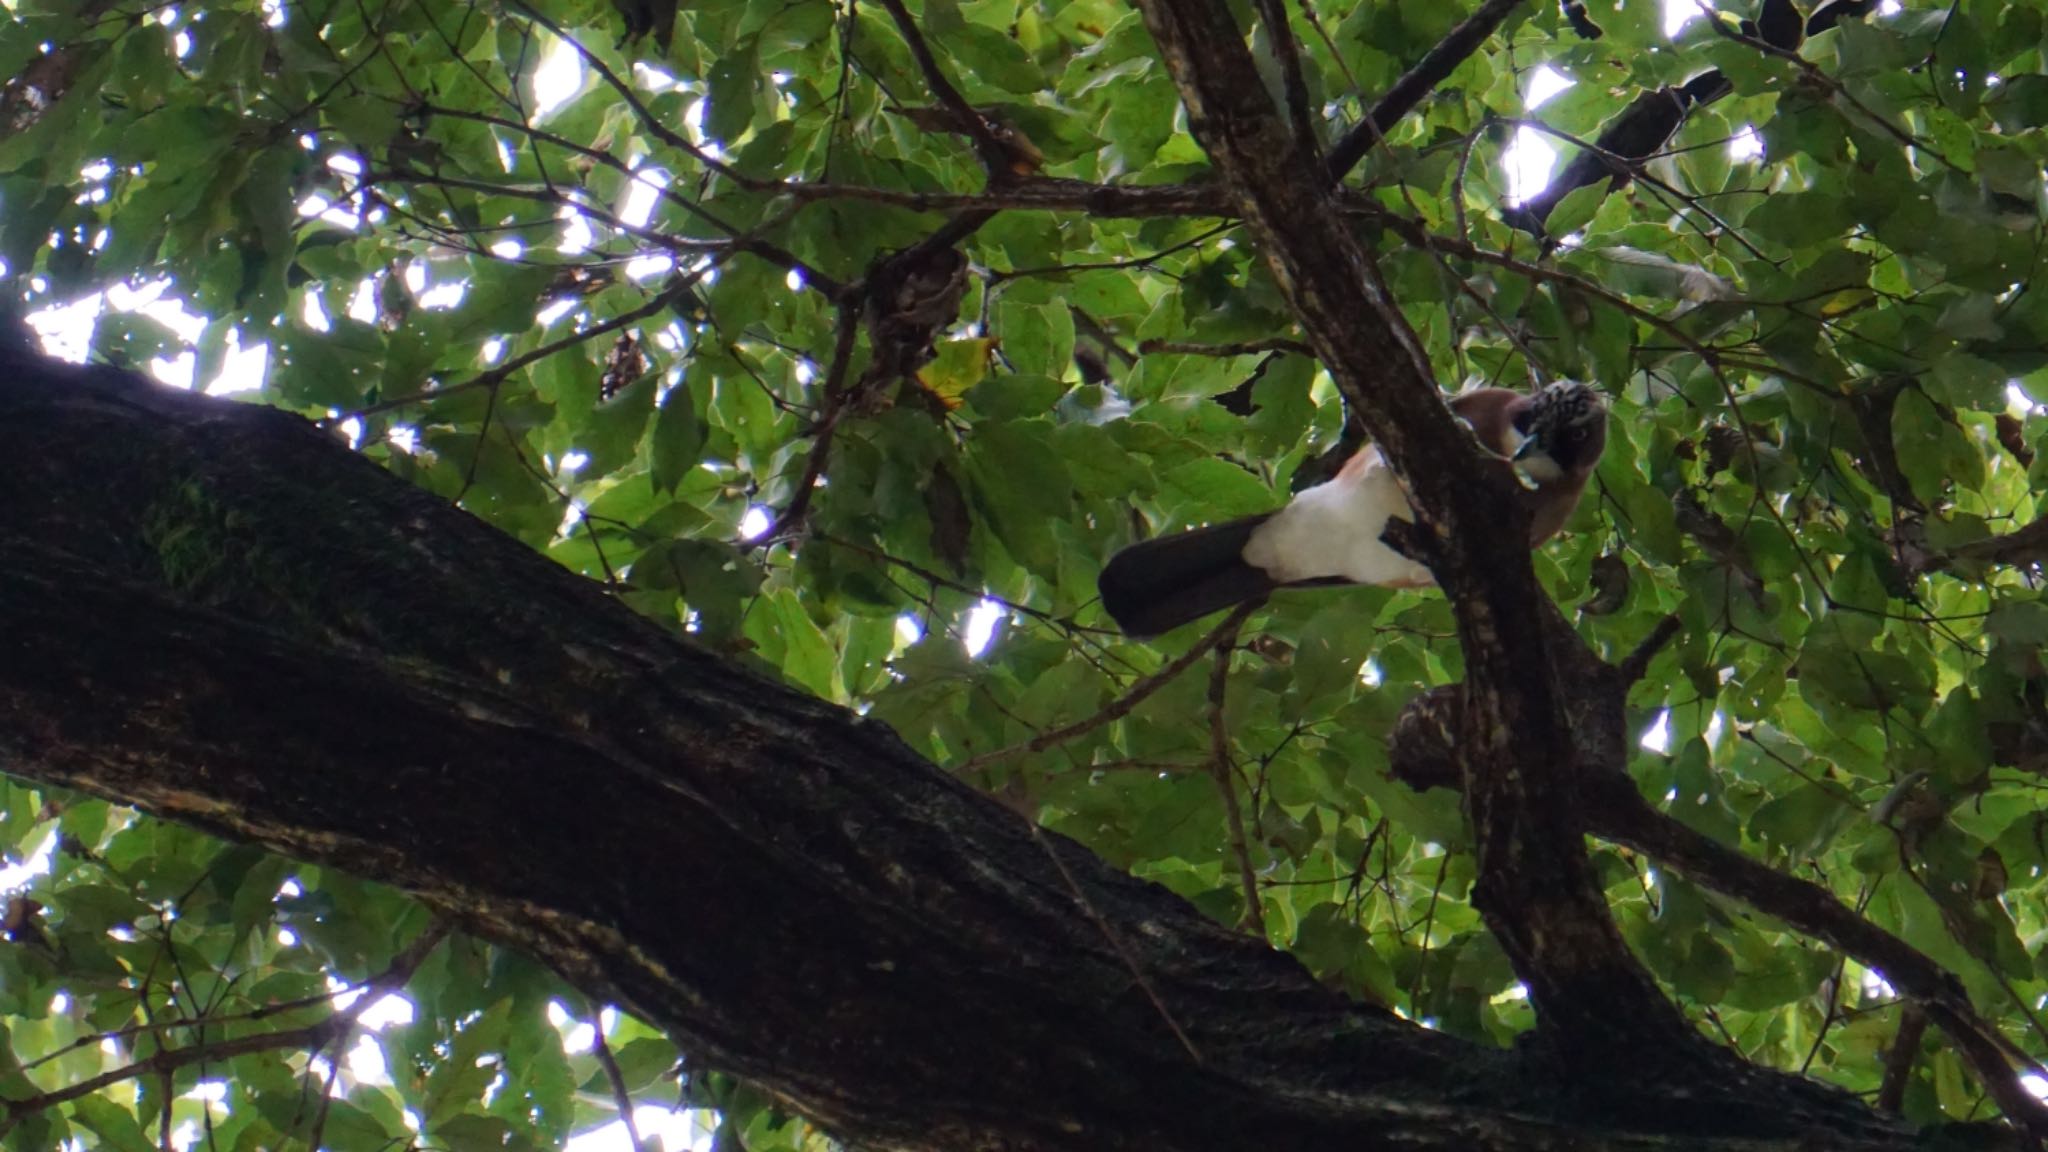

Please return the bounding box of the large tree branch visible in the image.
[1386,620,2048,1136]
[1940,518,2048,570]
[1132,0,1705,1072]
[0,352,1946,1151]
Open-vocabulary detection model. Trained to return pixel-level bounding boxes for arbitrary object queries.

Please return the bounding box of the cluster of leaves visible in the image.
[0,785,752,1151]
[4,0,2048,1143]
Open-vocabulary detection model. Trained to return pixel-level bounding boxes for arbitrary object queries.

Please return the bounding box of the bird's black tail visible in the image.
[1098,516,1276,637]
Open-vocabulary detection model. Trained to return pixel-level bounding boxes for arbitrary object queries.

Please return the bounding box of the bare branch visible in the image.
[957,600,1264,772]
[1876,1006,1928,1114]
[1940,517,2048,570]
[1206,615,1262,934]
[872,0,1016,177]
[0,923,448,1138]
[1580,774,2048,1133]
[753,302,864,547]
[1141,337,1315,358]
[1254,0,1320,160]
[592,1015,651,1152]
[1136,0,1702,1066]
[1618,613,1684,685]
[1326,0,1529,181]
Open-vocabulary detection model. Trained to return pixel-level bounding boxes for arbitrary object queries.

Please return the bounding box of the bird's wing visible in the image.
[1447,388,1527,458]
[1242,447,1433,587]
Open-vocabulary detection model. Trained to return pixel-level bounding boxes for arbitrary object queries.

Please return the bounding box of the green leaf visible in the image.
[1101,73,1178,170]
[324,95,403,148]
[1987,600,2048,645]
[91,311,183,367]
[650,380,708,494]
[963,419,1073,576]
[67,1098,153,1152]
[55,885,151,934]
[1824,552,1887,648]
[1890,387,1982,502]
[1928,352,2006,411]
[1161,458,1273,520]
[1543,182,1607,239]
[1797,631,1935,717]
[609,1035,682,1092]
[705,38,763,142]
[747,588,840,699]
[1578,247,1735,302]
[1672,935,1736,1004]
[1748,784,1852,857]
[950,23,1046,93]
[435,1115,548,1152]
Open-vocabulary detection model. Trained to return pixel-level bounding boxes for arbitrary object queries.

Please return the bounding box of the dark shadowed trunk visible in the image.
[0,332,1967,1151]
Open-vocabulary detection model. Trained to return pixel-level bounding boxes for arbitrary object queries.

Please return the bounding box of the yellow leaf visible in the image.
[915,337,999,408]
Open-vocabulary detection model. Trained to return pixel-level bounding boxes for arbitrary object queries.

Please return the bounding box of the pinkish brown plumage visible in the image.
[1098,382,1607,637]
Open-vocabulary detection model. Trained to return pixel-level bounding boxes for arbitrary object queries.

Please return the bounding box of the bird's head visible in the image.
[1509,381,1608,485]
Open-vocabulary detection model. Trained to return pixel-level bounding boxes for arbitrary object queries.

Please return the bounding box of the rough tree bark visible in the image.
[0,5,2021,1145]
[0,324,1992,1152]
[1135,0,1712,1072]
[1130,6,2044,1138]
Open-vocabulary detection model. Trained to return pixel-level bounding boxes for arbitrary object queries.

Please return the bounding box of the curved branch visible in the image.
[1254,0,1319,159]
[1582,775,2048,1133]
[873,0,1017,177]
[0,311,1964,1151]
[0,923,447,1139]
[1134,0,1704,1069]
[957,600,1262,772]
[1327,0,1530,181]
[1206,615,1262,933]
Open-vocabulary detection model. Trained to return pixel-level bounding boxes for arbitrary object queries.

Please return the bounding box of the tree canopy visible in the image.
[4,0,2048,1148]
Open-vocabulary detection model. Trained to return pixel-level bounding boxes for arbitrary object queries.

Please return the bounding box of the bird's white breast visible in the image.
[1241,449,1434,587]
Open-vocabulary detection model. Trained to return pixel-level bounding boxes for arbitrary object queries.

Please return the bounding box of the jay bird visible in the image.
[1098,382,1608,637]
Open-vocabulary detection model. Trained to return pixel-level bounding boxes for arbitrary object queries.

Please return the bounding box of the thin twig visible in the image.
[409,103,844,296]
[301,1044,344,1152]
[591,1016,648,1152]
[957,600,1264,772]
[0,923,450,1139]
[1800,959,1848,1074]
[1206,614,1262,934]
[873,0,1013,175]
[751,302,863,547]
[1876,1005,1928,1114]
[328,278,685,423]
[506,0,749,182]
[1690,0,1959,173]
[1326,0,1528,180]
[824,0,860,176]
[1025,820,1204,1063]
[813,533,1111,635]
[1140,337,1314,358]
[1618,613,1683,685]
[1254,0,1319,160]
[1505,117,1773,262]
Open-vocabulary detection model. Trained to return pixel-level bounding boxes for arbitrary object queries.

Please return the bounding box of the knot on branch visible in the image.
[1386,612,1681,795]
[890,105,1045,177]
[863,244,970,386]
[1387,684,1462,792]
[1377,517,1440,573]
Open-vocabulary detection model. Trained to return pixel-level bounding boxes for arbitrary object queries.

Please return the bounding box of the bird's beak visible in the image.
[1511,437,1540,462]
